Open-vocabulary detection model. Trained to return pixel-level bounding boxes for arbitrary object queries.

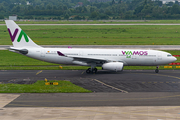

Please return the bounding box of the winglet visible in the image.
[57,51,65,56]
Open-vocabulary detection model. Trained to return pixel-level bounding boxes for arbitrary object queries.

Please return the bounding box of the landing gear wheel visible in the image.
[155,69,159,73]
[155,66,159,73]
[86,68,91,74]
[92,68,97,74]
[86,68,97,74]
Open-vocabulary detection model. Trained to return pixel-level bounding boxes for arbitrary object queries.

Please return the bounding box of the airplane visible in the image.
[5,20,177,74]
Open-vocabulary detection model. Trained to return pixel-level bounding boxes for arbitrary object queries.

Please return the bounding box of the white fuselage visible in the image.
[5,20,177,73]
[24,48,177,66]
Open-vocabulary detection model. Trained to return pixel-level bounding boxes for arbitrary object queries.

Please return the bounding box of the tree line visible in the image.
[0,0,180,20]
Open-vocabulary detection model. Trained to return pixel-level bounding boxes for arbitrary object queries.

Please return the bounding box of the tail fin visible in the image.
[5,20,41,48]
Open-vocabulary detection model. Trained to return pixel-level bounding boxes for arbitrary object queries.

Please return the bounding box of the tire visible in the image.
[155,69,159,73]
[92,68,97,73]
[86,68,91,74]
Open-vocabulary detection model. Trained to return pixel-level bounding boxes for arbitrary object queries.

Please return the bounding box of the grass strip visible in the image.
[1,25,180,45]
[0,80,91,93]
[1,20,180,24]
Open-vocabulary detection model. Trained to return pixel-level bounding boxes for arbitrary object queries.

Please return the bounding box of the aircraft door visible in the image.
[41,50,45,57]
[79,51,83,56]
[157,53,162,60]
[132,55,137,59]
[130,55,141,65]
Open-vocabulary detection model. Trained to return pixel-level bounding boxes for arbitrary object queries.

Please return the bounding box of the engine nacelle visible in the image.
[102,62,124,72]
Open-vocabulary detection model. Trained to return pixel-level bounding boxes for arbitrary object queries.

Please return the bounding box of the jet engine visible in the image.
[102,62,124,72]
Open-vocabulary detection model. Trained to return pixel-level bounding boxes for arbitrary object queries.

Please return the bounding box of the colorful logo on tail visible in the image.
[8,28,29,42]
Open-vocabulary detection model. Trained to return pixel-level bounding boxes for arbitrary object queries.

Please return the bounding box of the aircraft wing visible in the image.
[57,51,107,63]
[57,51,124,64]
[71,56,107,63]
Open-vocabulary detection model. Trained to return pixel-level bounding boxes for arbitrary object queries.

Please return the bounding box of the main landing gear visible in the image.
[86,68,97,74]
[155,66,159,73]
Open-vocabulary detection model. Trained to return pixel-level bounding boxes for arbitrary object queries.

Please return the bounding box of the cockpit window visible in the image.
[167,54,172,57]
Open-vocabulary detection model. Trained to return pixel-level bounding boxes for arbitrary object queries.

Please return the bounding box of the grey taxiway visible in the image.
[1,70,180,107]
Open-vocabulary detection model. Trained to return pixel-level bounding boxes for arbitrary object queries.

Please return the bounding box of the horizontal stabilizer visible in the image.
[9,47,28,55]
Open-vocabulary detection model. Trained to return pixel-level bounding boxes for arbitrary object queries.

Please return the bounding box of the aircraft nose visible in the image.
[172,56,177,62]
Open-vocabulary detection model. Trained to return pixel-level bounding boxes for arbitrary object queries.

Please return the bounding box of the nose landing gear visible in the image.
[155,66,159,73]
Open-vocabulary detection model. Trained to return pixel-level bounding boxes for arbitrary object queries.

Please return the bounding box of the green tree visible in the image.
[105,9,112,15]
[74,15,82,20]
[129,0,144,10]
[152,6,163,19]
[112,0,115,5]
[124,11,133,19]
[134,5,143,15]
[12,5,20,12]
[99,13,109,19]
[90,6,97,13]
[46,4,52,10]
[0,14,4,19]
[118,0,121,4]
[27,5,34,11]
[171,4,180,14]
[35,5,40,10]
[82,6,87,13]
[141,4,153,17]
[63,5,68,11]
[90,11,98,19]
[53,5,57,10]
[64,13,69,20]
[144,0,147,5]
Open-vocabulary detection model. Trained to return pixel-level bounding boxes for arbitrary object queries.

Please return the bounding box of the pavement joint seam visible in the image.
[1,94,20,108]
[93,79,128,93]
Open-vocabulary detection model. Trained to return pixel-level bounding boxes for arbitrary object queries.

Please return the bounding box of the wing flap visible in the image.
[72,56,107,63]
[57,51,125,64]
[57,51,106,63]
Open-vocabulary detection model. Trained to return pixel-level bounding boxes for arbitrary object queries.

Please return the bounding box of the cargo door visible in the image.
[41,50,45,57]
